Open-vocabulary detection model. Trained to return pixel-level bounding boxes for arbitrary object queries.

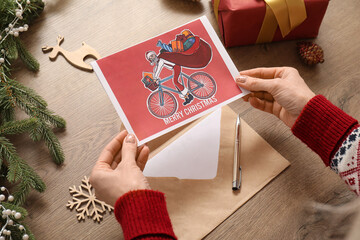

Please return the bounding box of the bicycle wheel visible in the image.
[147,90,178,118]
[187,72,217,99]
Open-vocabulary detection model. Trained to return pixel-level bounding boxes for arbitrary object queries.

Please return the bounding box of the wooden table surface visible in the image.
[11,0,360,239]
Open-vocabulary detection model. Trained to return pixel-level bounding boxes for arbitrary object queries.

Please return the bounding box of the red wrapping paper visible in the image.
[213,0,329,47]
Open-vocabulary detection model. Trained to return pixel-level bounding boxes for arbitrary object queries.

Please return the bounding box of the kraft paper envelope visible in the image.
[141,106,290,239]
[120,106,290,239]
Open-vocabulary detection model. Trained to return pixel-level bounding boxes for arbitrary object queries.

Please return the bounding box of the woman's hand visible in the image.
[90,130,150,206]
[236,67,315,127]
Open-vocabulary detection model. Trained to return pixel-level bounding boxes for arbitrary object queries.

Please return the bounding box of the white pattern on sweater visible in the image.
[330,127,360,195]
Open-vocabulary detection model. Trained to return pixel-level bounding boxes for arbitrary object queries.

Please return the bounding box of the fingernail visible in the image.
[236,75,247,83]
[125,134,135,143]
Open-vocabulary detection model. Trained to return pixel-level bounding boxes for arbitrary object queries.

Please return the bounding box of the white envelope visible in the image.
[143,109,221,179]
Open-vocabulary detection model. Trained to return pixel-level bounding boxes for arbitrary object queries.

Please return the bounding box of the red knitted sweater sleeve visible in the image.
[114,190,177,240]
[291,95,358,166]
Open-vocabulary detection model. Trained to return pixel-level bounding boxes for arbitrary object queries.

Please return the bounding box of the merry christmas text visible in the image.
[163,96,218,125]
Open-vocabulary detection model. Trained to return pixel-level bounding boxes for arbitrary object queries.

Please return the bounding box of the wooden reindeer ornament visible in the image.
[42,35,100,71]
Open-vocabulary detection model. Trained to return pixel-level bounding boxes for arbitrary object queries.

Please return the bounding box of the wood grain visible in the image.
[9,0,359,239]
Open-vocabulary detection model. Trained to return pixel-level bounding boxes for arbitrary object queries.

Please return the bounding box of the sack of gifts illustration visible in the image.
[142,74,158,91]
[159,38,212,69]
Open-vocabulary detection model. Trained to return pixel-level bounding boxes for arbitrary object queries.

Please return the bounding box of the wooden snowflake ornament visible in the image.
[66,176,113,223]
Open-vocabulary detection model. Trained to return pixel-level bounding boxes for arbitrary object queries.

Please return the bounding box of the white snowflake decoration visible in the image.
[66,176,113,223]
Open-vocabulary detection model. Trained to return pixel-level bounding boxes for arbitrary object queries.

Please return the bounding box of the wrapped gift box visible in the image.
[212,0,329,47]
[171,40,184,52]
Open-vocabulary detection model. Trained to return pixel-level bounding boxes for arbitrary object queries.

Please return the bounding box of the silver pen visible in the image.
[232,113,242,190]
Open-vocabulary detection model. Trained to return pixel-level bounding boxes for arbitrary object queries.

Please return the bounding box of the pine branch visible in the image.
[22,0,44,25]
[13,163,46,205]
[5,89,66,164]
[0,1,16,30]
[12,182,31,206]
[0,105,15,123]
[15,37,40,72]
[0,136,16,170]
[12,90,66,128]
[0,1,58,238]
[29,125,42,142]
[38,123,65,165]
[0,118,37,135]
[36,108,66,129]
[0,83,16,123]
[0,136,46,205]
[7,77,47,109]
[2,36,18,60]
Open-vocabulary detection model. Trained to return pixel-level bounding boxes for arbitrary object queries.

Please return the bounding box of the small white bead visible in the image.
[16,11,22,17]
[8,195,14,202]
[8,24,13,28]
[14,32,19,37]
[19,225,24,230]
[9,30,14,35]
[2,215,6,219]
[5,209,11,215]
[14,212,22,219]
[5,28,9,32]
[27,0,31,4]
[23,234,29,240]
[8,219,13,225]
[19,27,24,32]
[0,236,5,240]
[6,230,11,235]
[24,24,28,28]
[0,187,5,191]
[24,27,28,31]
[0,49,4,54]
[0,59,3,64]
[11,210,16,215]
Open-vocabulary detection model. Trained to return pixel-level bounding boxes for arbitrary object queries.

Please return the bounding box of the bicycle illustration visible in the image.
[142,71,216,118]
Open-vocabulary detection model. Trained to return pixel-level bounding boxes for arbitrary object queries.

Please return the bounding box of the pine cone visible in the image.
[297,42,324,65]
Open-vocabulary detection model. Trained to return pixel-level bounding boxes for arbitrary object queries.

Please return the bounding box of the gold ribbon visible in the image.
[214,0,220,22]
[213,0,307,44]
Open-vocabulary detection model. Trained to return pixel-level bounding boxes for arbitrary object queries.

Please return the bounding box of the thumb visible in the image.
[236,75,275,93]
[120,134,138,165]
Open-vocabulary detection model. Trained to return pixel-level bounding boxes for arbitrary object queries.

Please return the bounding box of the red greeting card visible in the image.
[92,16,249,145]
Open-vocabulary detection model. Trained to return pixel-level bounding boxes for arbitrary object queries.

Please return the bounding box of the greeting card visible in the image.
[92,16,249,145]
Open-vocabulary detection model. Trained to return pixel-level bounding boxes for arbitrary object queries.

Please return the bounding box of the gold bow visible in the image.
[213,0,307,44]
